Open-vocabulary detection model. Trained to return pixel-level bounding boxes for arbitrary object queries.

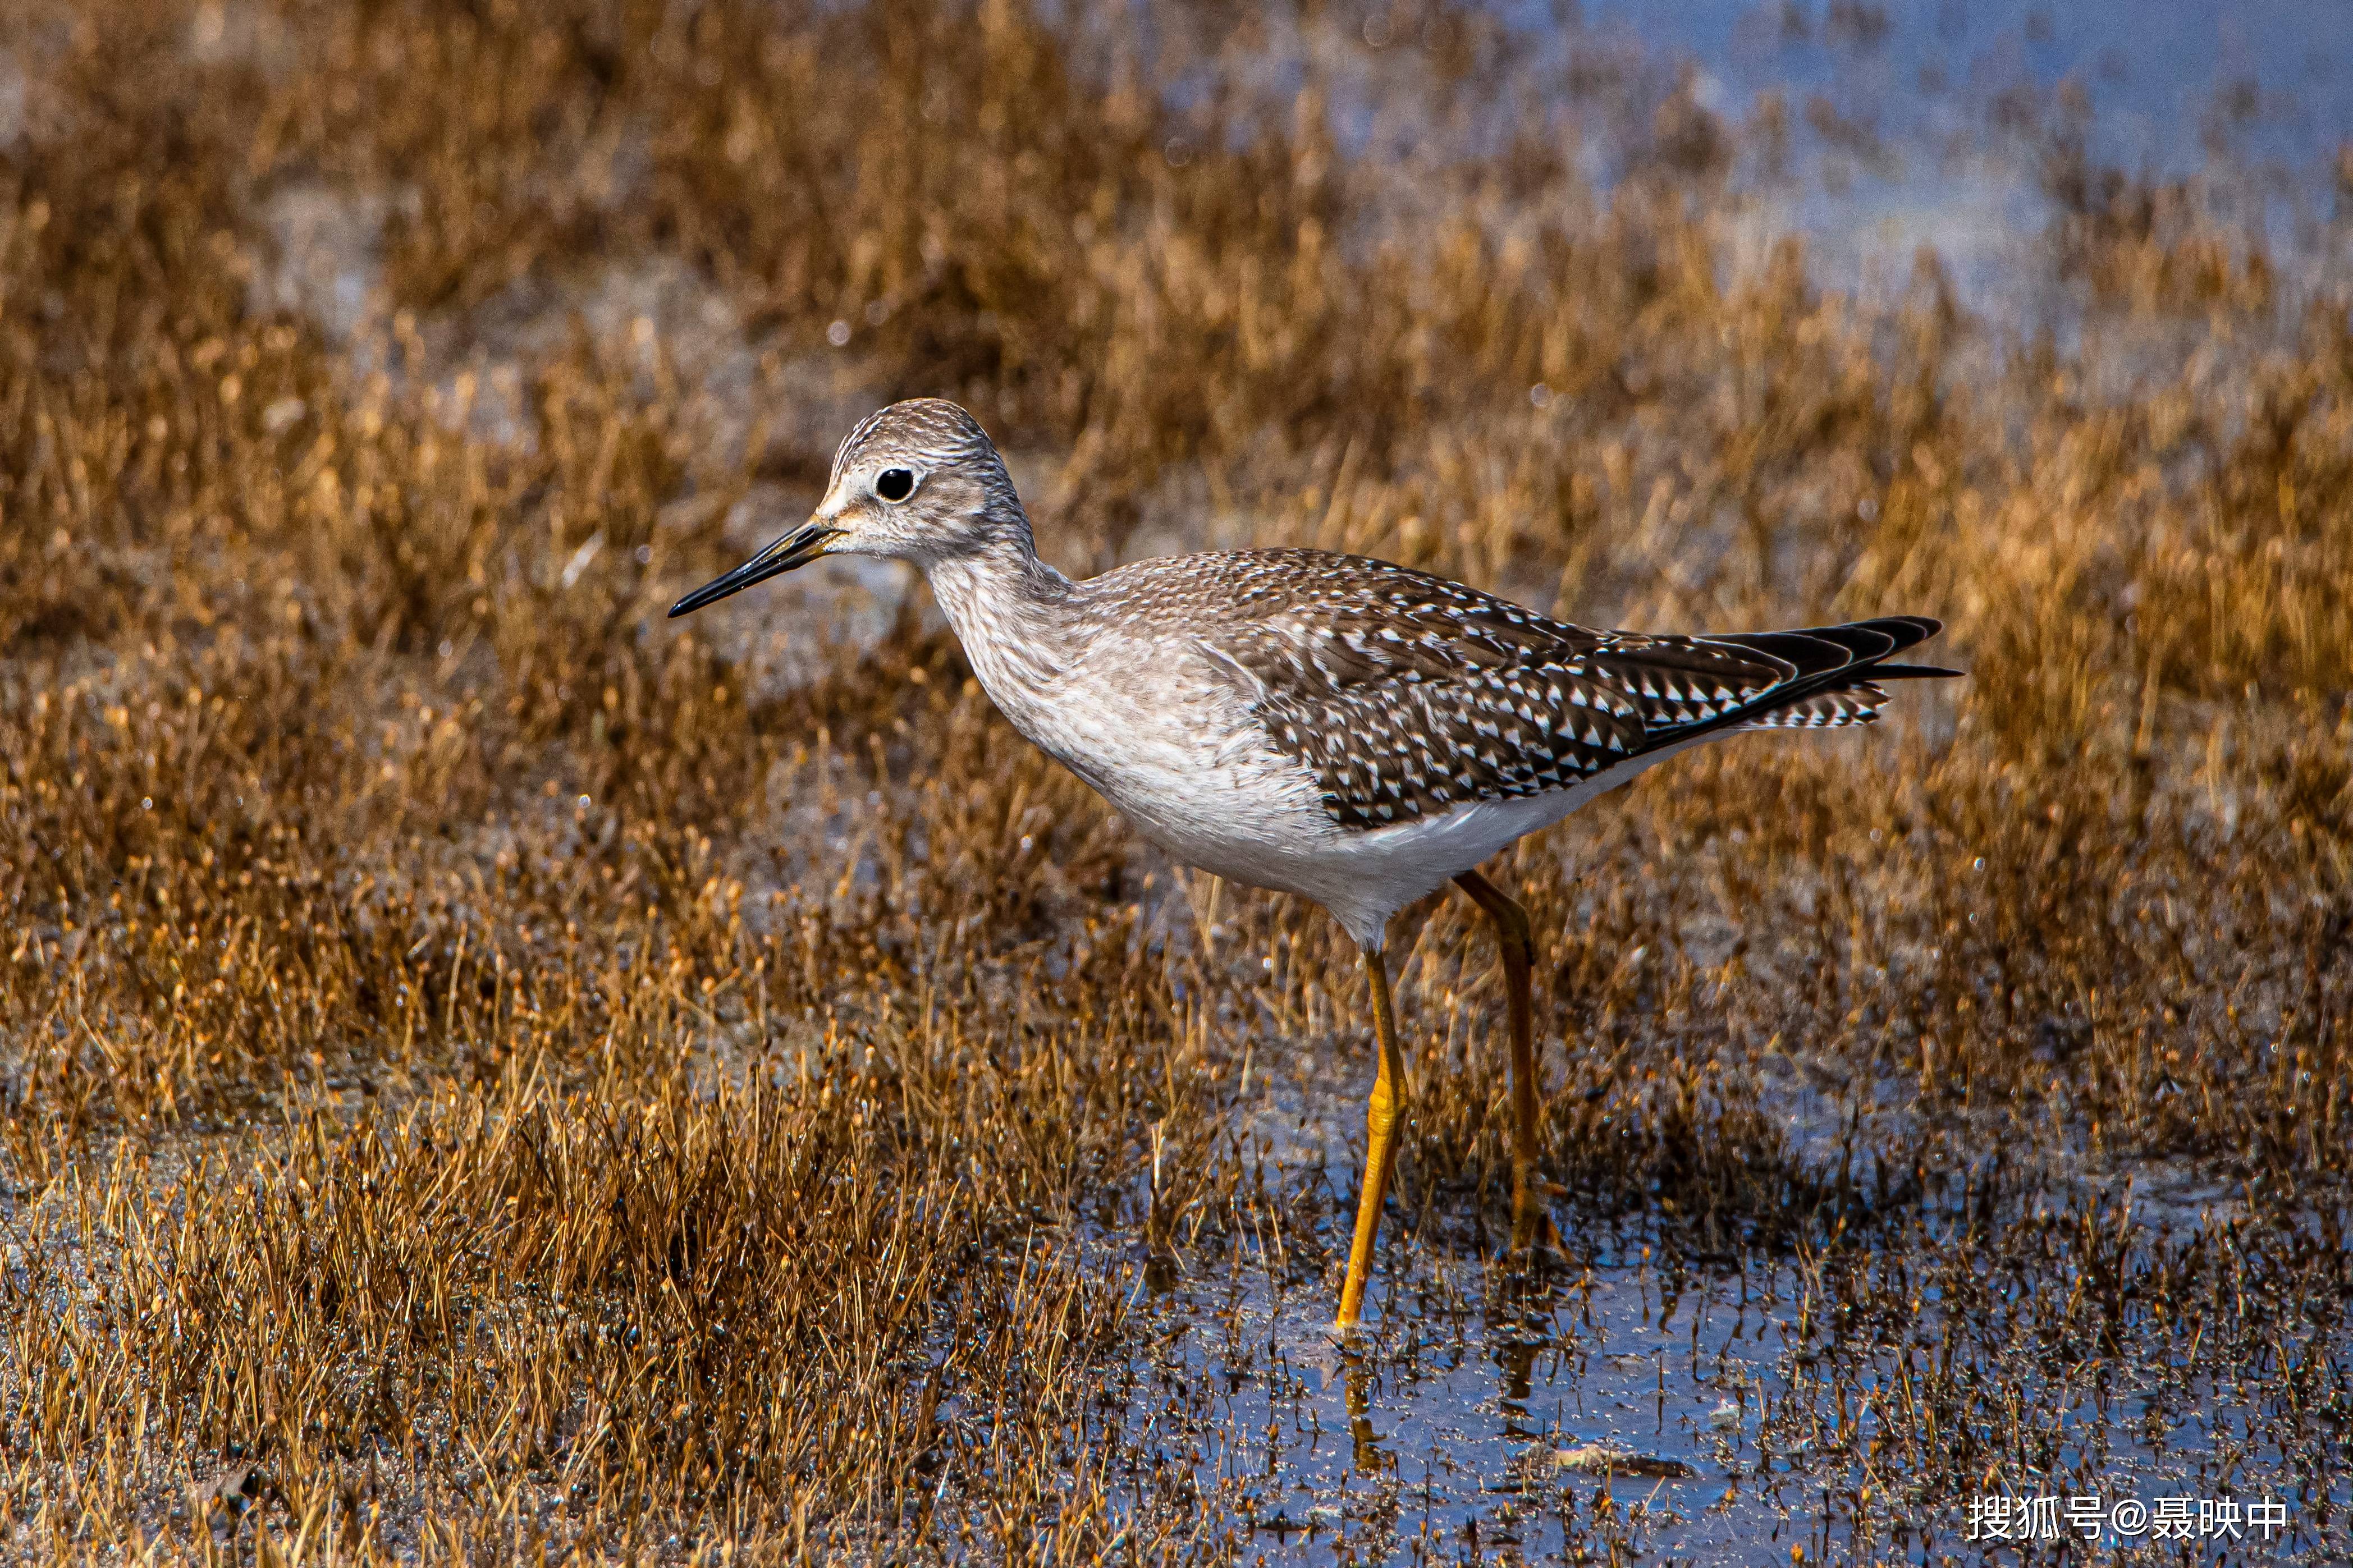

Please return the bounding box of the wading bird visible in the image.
[671,400,1957,1328]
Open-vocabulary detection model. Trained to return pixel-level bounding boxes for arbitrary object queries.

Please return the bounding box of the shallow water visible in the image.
[1111,1218,2344,1561]
[1583,0,2353,176]
[1130,1250,1794,1560]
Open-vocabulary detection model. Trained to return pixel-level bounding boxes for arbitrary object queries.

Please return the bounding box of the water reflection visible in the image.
[1113,1209,2342,1560]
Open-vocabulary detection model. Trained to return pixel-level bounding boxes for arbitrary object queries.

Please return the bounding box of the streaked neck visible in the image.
[921,527,1079,697]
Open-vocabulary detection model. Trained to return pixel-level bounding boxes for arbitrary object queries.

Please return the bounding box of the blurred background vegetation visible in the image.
[0,0,2347,1559]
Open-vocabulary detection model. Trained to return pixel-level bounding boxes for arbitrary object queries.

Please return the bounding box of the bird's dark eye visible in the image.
[874,467,916,503]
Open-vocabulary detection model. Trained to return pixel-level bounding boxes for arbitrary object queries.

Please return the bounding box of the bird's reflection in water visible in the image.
[1495,1329,1544,1442]
[1341,1340,1386,1474]
[1338,1309,1557,1481]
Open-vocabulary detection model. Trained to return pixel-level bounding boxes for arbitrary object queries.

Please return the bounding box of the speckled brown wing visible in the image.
[1091,550,1952,832]
[1096,551,1709,828]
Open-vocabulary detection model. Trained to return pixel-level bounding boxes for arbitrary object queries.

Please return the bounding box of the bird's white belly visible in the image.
[997,675,1560,947]
[1006,674,1336,885]
[977,636,1722,949]
[1109,730,1707,949]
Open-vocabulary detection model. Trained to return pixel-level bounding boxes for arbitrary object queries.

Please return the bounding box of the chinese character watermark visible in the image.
[1965,1491,2291,1544]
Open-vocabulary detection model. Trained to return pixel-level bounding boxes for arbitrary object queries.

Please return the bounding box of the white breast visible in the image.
[1009,638,1342,887]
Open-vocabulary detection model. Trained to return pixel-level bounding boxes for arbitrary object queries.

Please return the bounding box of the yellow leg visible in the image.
[1453,869,1559,1253]
[1335,943,1408,1330]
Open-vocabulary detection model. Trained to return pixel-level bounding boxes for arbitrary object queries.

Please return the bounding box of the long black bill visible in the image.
[667,522,838,617]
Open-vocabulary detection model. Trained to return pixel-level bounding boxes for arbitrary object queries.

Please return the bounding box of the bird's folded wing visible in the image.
[1138,549,1940,831]
[1182,553,1733,826]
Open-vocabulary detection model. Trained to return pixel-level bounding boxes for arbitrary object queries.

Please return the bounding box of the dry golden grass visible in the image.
[0,0,2348,1560]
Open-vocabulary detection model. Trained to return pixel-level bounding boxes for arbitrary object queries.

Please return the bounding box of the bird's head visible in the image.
[669,398,1027,616]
